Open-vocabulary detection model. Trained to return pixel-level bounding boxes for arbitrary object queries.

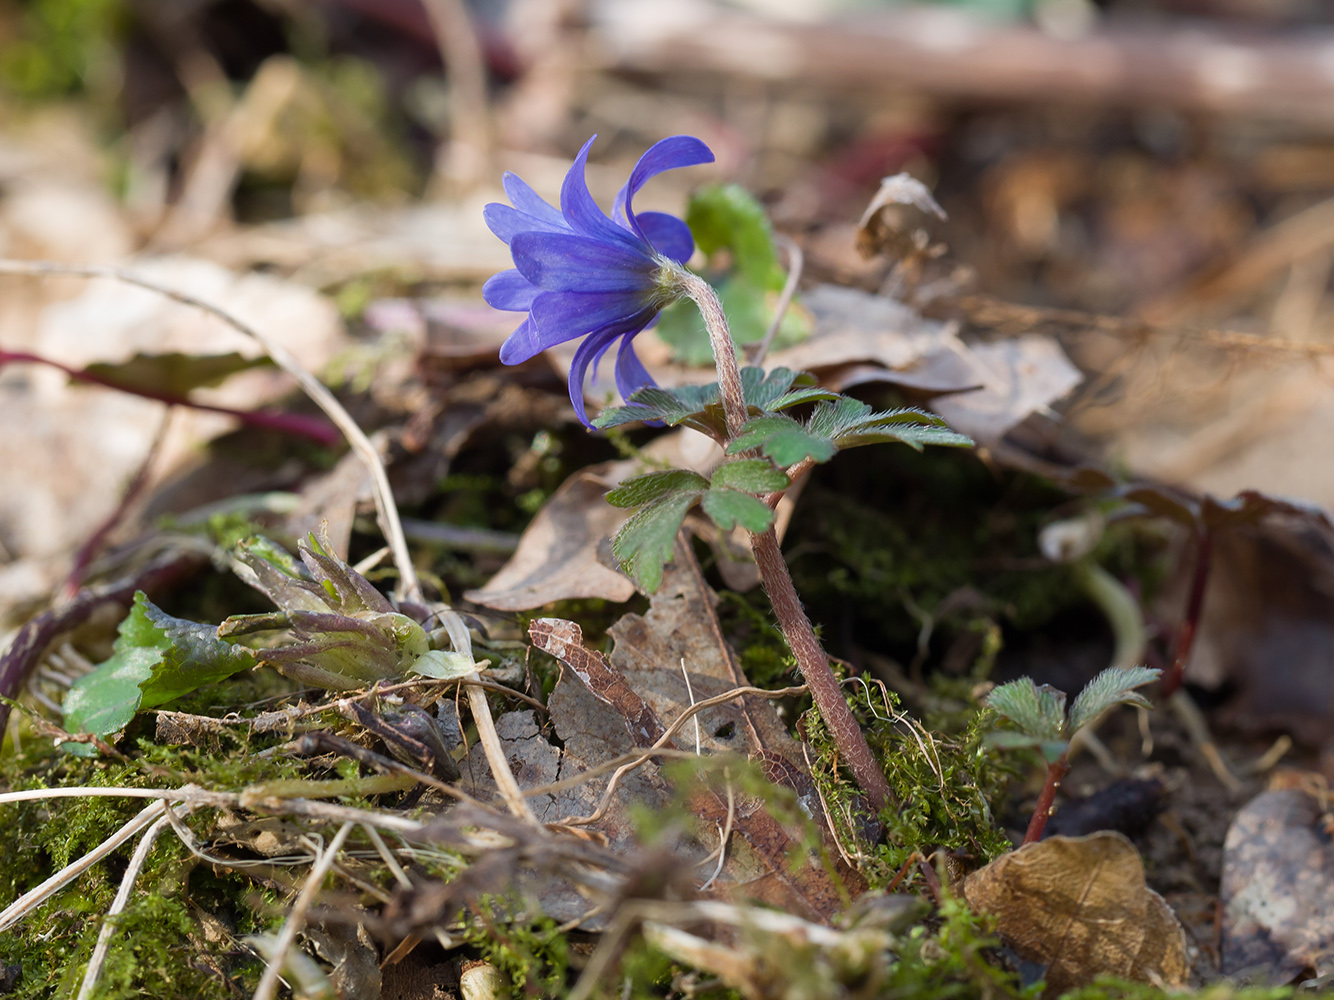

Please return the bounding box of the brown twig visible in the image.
[955,293,1334,361]
[1160,528,1213,698]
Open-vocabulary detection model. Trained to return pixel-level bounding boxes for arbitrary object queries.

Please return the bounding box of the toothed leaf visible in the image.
[709,458,790,494]
[728,414,838,466]
[985,677,1067,743]
[611,492,701,592]
[606,469,709,508]
[1067,665,1161,734]
[701,489,776,533]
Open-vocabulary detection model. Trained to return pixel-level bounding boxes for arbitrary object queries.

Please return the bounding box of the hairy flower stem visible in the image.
[674,268,748,439]
[678,267,894,812]
[751,528,893,811]
[1022,751,1070,845]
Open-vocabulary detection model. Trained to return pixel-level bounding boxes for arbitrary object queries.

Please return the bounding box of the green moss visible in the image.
[459,899,570,997]
[801,671,1014,883]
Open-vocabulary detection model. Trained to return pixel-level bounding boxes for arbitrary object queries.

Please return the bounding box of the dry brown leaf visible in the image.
[930,336,1083,445]
[527,544,864,923]
[963,832,1190,995]
[1186,517,1334,744]
[462,464,637,610]
[465,429,722,611]
[855,172,948,262]
[1221,783,1334,983]
[768,283,955,373]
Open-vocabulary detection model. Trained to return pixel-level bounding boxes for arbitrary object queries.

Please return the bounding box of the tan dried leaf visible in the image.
[963,832,1189,995]
[463,464,637,610]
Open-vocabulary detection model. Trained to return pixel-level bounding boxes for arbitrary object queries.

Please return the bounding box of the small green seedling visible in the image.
[985,665,1160,844]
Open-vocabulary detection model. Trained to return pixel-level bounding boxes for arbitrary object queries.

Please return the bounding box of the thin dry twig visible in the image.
[956,293,1334,361]
[0,799,167,933]
[76,807,185,1000]
[554,684,808,827]
[252,821,355,1000]
[0,784,429,834]
[748,233,804,366]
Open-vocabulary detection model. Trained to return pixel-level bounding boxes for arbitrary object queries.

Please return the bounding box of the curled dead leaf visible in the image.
[963,831,1189,995]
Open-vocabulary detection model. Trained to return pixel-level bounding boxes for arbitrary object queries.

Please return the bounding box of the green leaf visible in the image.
[709,459,789,494]
[739,367,820,411]
[728,415,837,467]
[82,352,273,397]
[686,184,779,287]
[611,492,702,592]
[984,677,1067,743]
[135,600,258,708]
[768,387,842,411]
[606,469,709,509]
[983,730,1043,751]
[61,646,160,739]
[1067,665,1161,734]
[408,650,477,680]
[63,592,257,737]
[593,384,727,437]
[808,397,974,452]
[593,367,824,436]
[700,489,775,533]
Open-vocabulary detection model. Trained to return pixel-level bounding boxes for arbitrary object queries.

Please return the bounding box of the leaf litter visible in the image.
[6,11,1334,998]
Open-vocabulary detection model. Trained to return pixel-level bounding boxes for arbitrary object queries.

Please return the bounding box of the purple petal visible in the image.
[483,269,539,312]
[484,202,570,245]
[499,316,541,365]
[636,211,694,263]
[511,231,656,292]
[560,136,643,250]
[565,310,658,426]
[531,290,653,347]
[622,136,714,240]
[614,334,657,400]
[502,172,566,229]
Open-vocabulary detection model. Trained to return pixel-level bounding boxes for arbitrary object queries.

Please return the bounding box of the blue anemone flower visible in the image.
[482,134,715,425]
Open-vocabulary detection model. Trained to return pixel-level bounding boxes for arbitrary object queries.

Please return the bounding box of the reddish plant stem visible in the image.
[1160,527,1213,698]
[751,526,893,812]
[0,349,341,447]
[1022,751,1071,845]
